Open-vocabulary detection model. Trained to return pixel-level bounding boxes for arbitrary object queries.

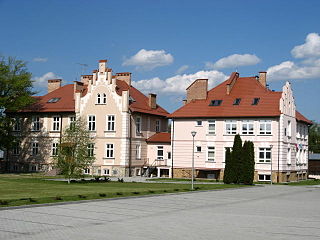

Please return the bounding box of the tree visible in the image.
[240,141,255,185]
[231,134,242,183]
[309,122,320,153]
[54,118,95,184]
[223,147,232,184]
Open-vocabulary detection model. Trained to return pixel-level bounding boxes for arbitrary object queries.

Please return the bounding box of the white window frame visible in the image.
[69,116,76,129]
[88,115,96,131]
[32,142,39,156]
[287,120,292,138]
[259,148,271,163]
[136,116,142,134]
[103,93,107,104]
[84,168,90,174]
[157,146,164,160]
[12,142,20,155]
[258,174,271,182]
[52,116,60,131]
[208,120,215,135]
[13,117,21,131]
[196,146,202,152]
[31,116,40,131]
[196,120,203,126]
[87,143,94,157]
[105,143,114,158]
[52,142,58,156]
[259,120,272,135]
[241,120,254,135]
[106,115,115,131]
[136,144,141,159]
[103,168,110,175]
[207,146,215,162]
[225,120,237,135]
[287,147,291,165]
[155,119,161,132]
[96,93,101,104]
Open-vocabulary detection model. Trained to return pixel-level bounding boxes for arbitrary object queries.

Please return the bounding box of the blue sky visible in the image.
[1,0,319,122]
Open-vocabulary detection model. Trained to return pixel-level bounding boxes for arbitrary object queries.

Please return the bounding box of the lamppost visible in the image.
[270,145,273,185]
[191,131,197,190]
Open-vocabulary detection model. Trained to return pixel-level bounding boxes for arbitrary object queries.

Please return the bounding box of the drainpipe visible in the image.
[128,110,132,177]
[171,118,174,178]
[277,117,280,183]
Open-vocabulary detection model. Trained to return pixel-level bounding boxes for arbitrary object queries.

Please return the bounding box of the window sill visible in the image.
[257,162,271,164]
[103,157,115,160]
[257,134,272,136]
[89,131,97,133]
[195,125,203,127]
[104,130,116,133]
[50,130,60,133]
[206,134,216,136]
[95,103,106,105]
[223,134,237,136]
[205,161,215,163]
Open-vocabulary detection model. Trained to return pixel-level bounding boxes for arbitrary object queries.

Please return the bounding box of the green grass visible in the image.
[0,174,248,207]
[146,178,221,182]
[283,179,320,186]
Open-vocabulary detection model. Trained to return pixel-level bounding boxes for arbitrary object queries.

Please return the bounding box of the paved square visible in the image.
[1,185,320,240]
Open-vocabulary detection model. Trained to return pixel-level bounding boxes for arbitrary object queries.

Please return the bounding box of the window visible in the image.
[136,116,142,133]
[103,169,110,175]
[252,98,260,105]
[88,115,96,131]
[208,120,215,134]
[87,144,94,157]
[258,174,271,182]
[96,93,101,104]
[105,144,114,158]
[167,151,171,159]
[31,116,40,131]
[259,120,271,135]
[32,142,39,156]
[196,146,202,152]
[13,118,21,131]
[207,146,215,162]
[242,120,254,135]
[47,98,60,103]
[69,116,76,130]
[135,144,141,159]
[107,115,115,131]
[12,142,20,155]
[233,98,241,105]
[156,120,161,132]
[31,165,37,171]
[103,93,107,104]
[52,143,58,156]
[287,148,291,164]
[226,120,237,134]
[287,120,292,137]
[259,148,271,163]
[84,168,90,174]
[52,116,60,131]
[196,120,202,126]
[209,100,223,106]
[157,146,164,159]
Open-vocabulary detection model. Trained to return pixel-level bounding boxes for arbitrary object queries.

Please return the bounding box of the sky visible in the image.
[0,0,319,122]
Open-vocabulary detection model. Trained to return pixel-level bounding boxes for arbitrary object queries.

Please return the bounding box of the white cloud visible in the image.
[176,65,189,74]
[123,49,174,70]
[206,54,261,69]
[132,70,228,94]
[291,33,320,58]
[33,57,48,62]
[32,72,61,88]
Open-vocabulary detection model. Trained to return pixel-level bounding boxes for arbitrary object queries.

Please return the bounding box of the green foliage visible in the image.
[231,134,242,184]
[54,118,95,183]
[223,147,232,184]
[309,122,320,153]
[240,141,255,185]
[0,56,35,151]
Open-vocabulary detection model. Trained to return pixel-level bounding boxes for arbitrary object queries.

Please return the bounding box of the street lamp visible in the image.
[270,145,273,185]
[191,131,197,190]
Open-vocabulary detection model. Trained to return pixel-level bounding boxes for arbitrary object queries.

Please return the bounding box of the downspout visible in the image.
[128,110,132,177]
[171,118,174,178]
[277,117,280,183]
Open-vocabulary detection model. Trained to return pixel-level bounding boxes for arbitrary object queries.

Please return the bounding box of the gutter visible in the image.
[171,118,174,178]
[277,117,280,183]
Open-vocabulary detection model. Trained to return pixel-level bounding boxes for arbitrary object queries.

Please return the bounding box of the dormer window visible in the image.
[252,98,260,105]
[233,98,241,105]
[209,100,223,106]
[47,97,60,103]
[97,94,101,104]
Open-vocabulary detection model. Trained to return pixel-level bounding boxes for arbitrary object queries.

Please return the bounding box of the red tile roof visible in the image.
[146,132,171,143]
[116,80,169,117]
[170,73,311,124]
[21,84,75,112]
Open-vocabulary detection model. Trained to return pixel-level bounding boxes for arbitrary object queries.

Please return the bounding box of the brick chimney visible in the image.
[186,79,208,103]
[48,79,62,93]
[258,71,267,87]
[226,72,239,95]
[116,72,131,86]
[148,93,157,109]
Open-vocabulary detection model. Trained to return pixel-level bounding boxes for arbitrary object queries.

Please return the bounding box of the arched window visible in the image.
[103,93,107,104]
[97,93,101,104]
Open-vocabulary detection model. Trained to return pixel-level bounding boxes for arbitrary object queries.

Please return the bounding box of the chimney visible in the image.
[80,75,93,85]
[148,93,157,109]
[182,99,187,105]
[48,79,62,93]
[116,72,131,86]
[99,60,107,72]
[259,71,267,87]
[226,72,239,95]
[186,79,208,103]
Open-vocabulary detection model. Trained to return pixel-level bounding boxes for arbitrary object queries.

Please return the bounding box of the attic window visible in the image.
[47,97,61,103]
[209,100,223,106]
[233,98,241,105]
[252,98,260,105]
[129,96,136,103]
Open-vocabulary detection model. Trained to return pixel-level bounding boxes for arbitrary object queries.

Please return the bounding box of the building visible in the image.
[169,72,312,182]
[2,59,169,176]
[308,153,320,176]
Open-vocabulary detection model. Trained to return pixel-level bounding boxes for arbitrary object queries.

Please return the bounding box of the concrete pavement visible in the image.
[1,185,320,240]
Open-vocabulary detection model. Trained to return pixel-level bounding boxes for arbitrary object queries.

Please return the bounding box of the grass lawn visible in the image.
[147,178,221,182]
[283,179,320,185]
[0,174,248,207]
